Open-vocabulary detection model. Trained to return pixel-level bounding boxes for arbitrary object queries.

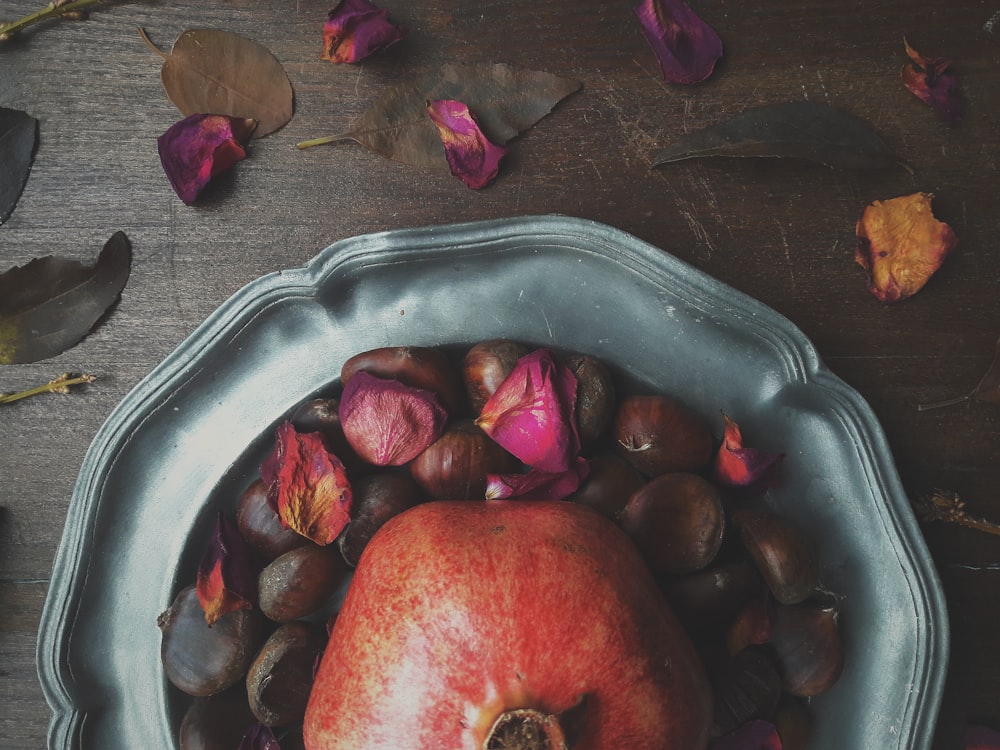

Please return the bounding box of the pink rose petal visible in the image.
[967,723,1000,749]
[475,348,579,472]
[157,113,255,205]
[321,0,407,64]
[427,99,508,189]
[486,458,591,501]
[714,413,784,488]
[634,0,723,84]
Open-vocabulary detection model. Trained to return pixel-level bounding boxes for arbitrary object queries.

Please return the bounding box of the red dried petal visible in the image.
[634,0,723,84]
[708,720,782,750]
[902,39,962,124]
[157,113,256,205]
[486,458,591,501]
[475,348,580,473]
[338,371,448,466]
[855,192,958,304]
[260,421,352,545]
[196,512,258,626]
[321,0,407,64]
[714,413,784,488]
[967,723,1000,749]
[427,99,508,190]
[239,723,282,750]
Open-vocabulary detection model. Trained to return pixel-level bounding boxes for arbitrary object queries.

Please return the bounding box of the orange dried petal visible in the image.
[855,192,957,303]
[196,512,257,626]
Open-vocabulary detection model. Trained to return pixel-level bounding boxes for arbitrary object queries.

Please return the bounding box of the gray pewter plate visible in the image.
[37,215,948,749]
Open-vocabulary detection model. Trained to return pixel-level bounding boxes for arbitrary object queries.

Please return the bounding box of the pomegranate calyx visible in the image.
[484,697,587,750]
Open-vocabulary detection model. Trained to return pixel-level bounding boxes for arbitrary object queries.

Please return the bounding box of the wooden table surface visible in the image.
[1,0,998,747]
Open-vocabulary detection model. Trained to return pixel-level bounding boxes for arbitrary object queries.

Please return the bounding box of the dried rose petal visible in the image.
[239,723,282,750]
[475,348,580,473]
[426,99,508,190]
[196,512,258,626]
[486,458,591,501]
[321,0,406,64]
[634,0,723,84]
[855,192,958,303]
[715,413,784,488]
[338,371,448,466]
[260,421,352,545]
[157,113,256,205]
[967,724,1000,749]
[708,719,782,750]
[902,39,961,125]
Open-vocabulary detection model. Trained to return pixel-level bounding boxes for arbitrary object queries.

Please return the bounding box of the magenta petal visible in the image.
[486,458,591,501]
[239,723,282,750]
[427,99,508,189]
[157,114,255,205]
[967,723,1000,749]
[708,720,782,750]
[195,512,258,625]
[634,0,723,84]
[321,0,407,63]
[475,349,580,473]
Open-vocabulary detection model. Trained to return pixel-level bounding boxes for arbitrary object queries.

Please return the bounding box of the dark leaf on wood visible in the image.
[651,101,906,171]
[323,63,581,167]
[140,28,294,138]
[0,107,39,224]
[0,232,132,364]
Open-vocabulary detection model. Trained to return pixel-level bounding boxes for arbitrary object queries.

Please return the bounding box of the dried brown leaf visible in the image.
[298,63,581,166]
[140,27,293,138]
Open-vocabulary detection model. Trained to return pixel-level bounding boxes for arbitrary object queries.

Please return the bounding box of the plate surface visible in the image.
[38,215,948,749]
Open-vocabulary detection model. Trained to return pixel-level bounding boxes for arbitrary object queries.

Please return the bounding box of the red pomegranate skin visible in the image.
[303,500,712,750]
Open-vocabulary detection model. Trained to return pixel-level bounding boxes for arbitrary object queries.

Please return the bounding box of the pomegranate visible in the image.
[303,500,712,750]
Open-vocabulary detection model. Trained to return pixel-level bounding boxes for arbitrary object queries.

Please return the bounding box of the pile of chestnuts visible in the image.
[158,340,845,750]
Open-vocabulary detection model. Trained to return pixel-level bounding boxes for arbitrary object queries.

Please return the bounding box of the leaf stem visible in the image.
[0,373,95,405]
[296,135,348,150]
[917,393,971,412]
[0,0,104,41]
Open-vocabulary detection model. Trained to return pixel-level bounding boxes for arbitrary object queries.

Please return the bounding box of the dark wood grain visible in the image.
[2,0,998,747]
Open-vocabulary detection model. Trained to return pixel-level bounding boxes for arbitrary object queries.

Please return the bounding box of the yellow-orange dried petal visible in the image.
[855,192,957,303]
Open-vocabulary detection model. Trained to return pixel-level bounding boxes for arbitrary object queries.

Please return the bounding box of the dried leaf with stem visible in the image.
[913,490,1000,537]
[0,373,95,405]
[0,0,105,41]
[918,336,1000,411]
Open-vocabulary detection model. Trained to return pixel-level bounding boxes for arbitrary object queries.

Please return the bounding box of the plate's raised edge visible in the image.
[35,214,948,749]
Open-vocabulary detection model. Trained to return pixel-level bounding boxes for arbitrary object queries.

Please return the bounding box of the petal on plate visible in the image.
[321,0,407,64]
[157,113,256,205]
[486,458,591,501]
[855,192,958,303]
[475,348,580,473]
[260,421,353,545]
[633,0,723,84]
[427,99,508,189]
[714,413,784,488]
[196,512,258,626]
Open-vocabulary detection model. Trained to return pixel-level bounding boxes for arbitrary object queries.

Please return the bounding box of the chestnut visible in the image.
[562,352,616,450]
[661,559,761,632]
[708,647,783,738]
[236,478,309,563]
[258,544,349,622]
[339,472,423,567]
[612,394,714,476]
[618,472,725,576]
[772,693,813,750]
[732,507,819,605]
[290,397,362,473]
[158,584,266,697]
[463,339,529,414]
[409,420,518,501]
[178,685,256,750]
[566,453,645,520]
[769,601,844,697]
[341,345,466,417]
[246,620,328,726]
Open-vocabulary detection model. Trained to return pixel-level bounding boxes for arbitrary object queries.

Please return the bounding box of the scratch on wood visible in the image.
[774,219,796,292]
